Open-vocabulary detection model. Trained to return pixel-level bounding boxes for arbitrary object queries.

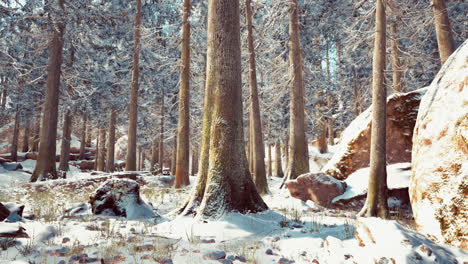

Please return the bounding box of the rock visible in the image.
[3,202,25,222]
[324,88,427,180]
[218,259,233,264]
[1,162,23,171]
[410,41,468,250]
[62,237,70,244]
[0,203,9,221]
[265,249,273,255]
[0,223,29,238]
[278,258,295,264]
[25,152,38,160]
[203,250,226,260]
[89,178,157,219]
[285,173,346,206]
[64,203,89,216]
[78,160,95,170]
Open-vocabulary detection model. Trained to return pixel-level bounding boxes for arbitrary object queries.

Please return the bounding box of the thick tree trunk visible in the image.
[106,108,116,172]
[285,0,309,182]
[174,0,192,188]
[390,24,404,93]
[125,0,142,171]
[21,118,30,153]
[359,0,388,218]
[158,89,165,173]
[11,107,20,162]
[58,110,72,175]
[30,0,65,182]
[274,141,284,177]
[79,114,87,159]
[432,0,455,65]
[150,138,159,173]
[248,116,254,173]
[96,127,106,171]
[246,0,268,194]
[179,0,267,218]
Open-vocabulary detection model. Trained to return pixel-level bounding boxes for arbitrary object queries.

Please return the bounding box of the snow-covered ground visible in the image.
[0,158,467,264]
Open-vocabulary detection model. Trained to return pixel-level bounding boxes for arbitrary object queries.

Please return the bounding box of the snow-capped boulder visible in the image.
[77,160,95,170]
[0,203,9,221]
[89,178,157,219]
[0,223,29,238]
[410,41,468,250]
[3,202,24,222]
[285,173,347,206]
[324,88,426,180]
[1,162,23,171]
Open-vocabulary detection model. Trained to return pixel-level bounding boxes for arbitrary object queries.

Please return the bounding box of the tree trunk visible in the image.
[283,136,289,171]
[11,107,20,162]
[58,110,72,175]
[390,23,404,93]
[359,0,388,218]
[85,117,91,147]
[246,0,268,194]
[267,143,272,177]
[30,0,65,182]
[96,127,106,171]
[178,0,267,218]
[191,145,198,176]
[32,106,41,152]
[248,116,254,173]
[79,114,87,159]
[106,108,116,172]
[326,94,334,145]
[1,88,6,110]
[158,88,165,173]
[274,141,284,177]
[94,132,99,171]
[21,118,30,153]
[171,132,177,175]
[125,0,142,171]
[285,0,309,182]
[150,138,159,173]
[174,0,192,188]
[432,0,455,65]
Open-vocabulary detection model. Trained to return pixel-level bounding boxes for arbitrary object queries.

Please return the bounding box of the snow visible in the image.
[333,163,411,202]
[0,158,466,263]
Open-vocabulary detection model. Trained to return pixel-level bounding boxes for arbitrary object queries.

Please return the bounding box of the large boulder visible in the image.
[0,203,9,221]
[285,173,347,206]
[324,88,426,180]
[89,178,157,219]
[410,41,468,250]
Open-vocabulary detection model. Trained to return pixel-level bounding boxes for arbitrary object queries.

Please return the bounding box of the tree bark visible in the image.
[432,0,455,65]
[85,117,91,147]
[125,0,142,171]
[21,118,30,153]
[96,127,106,171]
[274,141,284,177]
[94,132,99,171]
[285,0,309,182]
[246,0,268,194]
[106,108,116,172]
[32,106,41,152]
[171,132,177,175]
[326,94,334,145]
[11,107,20,162]
[179,0,267,218]
[390,23,404,93]
[30,0,65,182]
[359,0,389,218]
[158,88,165,173]
[79,114,87,159]
[150,138,159,173]
[283,136,289,171]
[267,143,272,177]
[174,0,192,188]
[191,145,198,176]
[58,110,72,175]
[1,88,6,110]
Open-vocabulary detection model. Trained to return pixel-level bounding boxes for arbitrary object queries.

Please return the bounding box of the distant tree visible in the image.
[31,0,66,182]
[359,0,388,218]
[106,108,116,172]
[432,0,455,65]
[175,0,192,188]
[125,0,143,171]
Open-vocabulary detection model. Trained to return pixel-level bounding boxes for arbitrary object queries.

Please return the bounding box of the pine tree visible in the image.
[432,0,455,65]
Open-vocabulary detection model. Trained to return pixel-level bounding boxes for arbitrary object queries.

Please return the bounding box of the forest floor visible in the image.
[0,151,467,264]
